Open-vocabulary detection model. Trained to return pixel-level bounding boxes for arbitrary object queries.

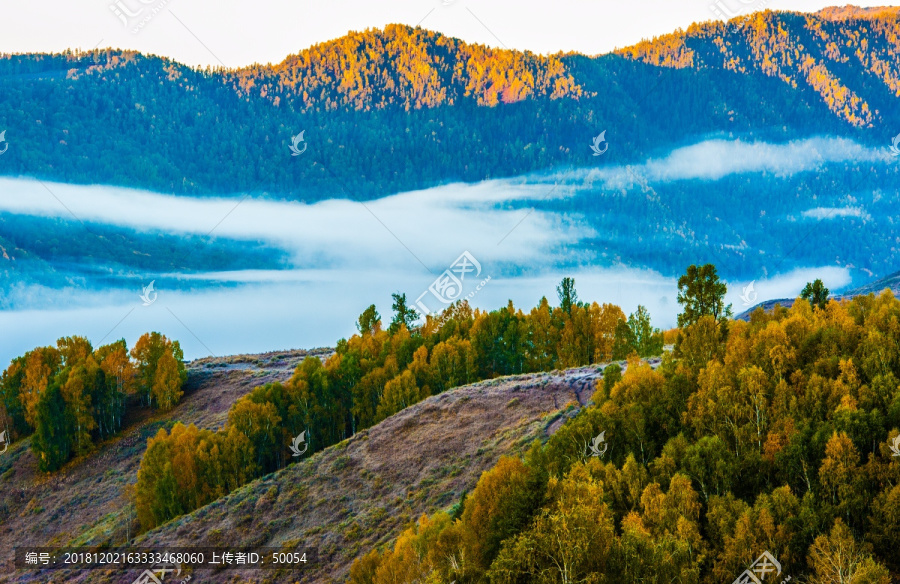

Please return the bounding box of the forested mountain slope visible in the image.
[619,6,900,128]
[0,8,897,199]
[349,292,900,584]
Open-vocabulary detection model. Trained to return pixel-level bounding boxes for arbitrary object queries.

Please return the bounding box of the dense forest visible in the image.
[348,282,900,583]
[0,9,898,199]
[550,156,899,281]
[132,279,665,530]
[619,7,900,129]
[0,332,186,471]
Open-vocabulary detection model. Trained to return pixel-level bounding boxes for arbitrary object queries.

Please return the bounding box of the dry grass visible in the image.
[114,367,605,584]
[0,354,661,584]
[0,348,327,583]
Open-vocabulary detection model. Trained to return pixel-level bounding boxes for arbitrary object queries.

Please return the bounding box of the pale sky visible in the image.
[0,1,895,68]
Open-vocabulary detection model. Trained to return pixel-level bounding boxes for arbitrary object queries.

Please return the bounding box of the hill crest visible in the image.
[1,352,650,583]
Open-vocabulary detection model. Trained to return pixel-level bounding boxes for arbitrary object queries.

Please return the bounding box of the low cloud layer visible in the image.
[572,136,887,189]
[0,135,880,365]
[0,177,585,272]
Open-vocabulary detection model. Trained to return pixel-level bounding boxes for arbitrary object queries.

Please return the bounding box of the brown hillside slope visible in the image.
[816,5,900,20]
[0,349,326,579]
[5,360,656,584]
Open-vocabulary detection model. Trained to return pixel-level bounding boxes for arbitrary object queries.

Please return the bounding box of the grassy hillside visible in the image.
[0,348,326,578]
[1,355,652,583]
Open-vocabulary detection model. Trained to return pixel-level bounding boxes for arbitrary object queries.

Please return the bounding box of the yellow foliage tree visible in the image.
[151,350,184,412]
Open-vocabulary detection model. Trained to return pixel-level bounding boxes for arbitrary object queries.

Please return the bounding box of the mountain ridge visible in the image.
[815,4,900,20]
[0,7,897,199]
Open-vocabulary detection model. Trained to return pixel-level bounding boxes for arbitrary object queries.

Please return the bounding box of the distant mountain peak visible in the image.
[815,5,900,21]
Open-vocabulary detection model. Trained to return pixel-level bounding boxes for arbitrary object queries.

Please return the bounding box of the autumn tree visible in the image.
[489,464,615,584]
[558,303,595,367]
[818,432,866,525]
[349,550,383,584]
[371,513,454,584]
[228,399,282,474]
[21,346,60,427]
[56,336,93,367]
[0,357,29,439]
[95,340,134,436]
[428,338,476,394]
[357,304,381,336]
[593,303,626,363]
[459,456,544,575]
[677,316,724,371]
[376,370,424,422]
[131,332,185,409]
[807,519,890,584]
[59,362,97,455]
[151,351,185,412]
[867,484,900,572]
[135,423,253,530]
[526,297,558,371]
